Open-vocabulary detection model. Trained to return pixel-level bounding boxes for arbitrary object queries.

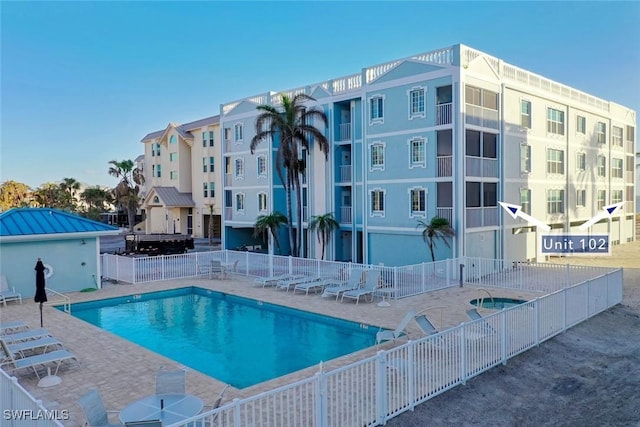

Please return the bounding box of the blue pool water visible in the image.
[64,287,378,388]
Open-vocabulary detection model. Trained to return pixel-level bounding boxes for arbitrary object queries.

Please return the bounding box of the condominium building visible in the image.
[140,116,222,239]
[218,44,635,266]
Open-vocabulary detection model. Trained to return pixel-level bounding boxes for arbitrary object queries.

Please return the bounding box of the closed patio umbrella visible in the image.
[34,258,48,327]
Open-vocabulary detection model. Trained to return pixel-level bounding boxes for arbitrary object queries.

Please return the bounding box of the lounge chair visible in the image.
[275,276,320,292]
[1,328,52,344]
[0,321,29,334]
[0,339,79,379]
[1,336,63,361]
[209,260,225,279]
[466,308,496,335]
[293,278,334,295]
[254,274,303,288]
[414,313,439,336]
[77,388,123,427]
[322,270,365,300]
[376,311,416,344]
[341,270,381,304]
[156,369,186,395]
[0,275,22,306]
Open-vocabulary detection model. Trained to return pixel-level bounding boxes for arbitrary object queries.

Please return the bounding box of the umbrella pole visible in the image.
[40,302,43,327]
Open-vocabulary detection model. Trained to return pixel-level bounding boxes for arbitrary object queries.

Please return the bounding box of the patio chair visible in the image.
[77,388,123,427]
[0,275,22,306]
[254,274,303,288]
[466,308,496,335]
[376,311,416,344]
[276,276,320,292]
[156,368,186,395]
[341,270,381,304]
[0,321,29,334]
[414,313,439,336]
[1,328,52,344]
[209,260,225,280]
[321,270,365,301]
[293,278,334,295]
[0,339,79,379]
[2,336,63,361]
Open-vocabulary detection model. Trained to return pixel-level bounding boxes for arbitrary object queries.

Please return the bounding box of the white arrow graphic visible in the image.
[578,202,624,231]
[498,202,551,231]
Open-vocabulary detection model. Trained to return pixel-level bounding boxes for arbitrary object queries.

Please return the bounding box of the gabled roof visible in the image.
[0,208,120,241]
[140,115,219,142]
[144,187,195,207]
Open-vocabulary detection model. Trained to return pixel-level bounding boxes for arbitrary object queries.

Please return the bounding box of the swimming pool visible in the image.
[470,297,527,310]
[64,287,378,388]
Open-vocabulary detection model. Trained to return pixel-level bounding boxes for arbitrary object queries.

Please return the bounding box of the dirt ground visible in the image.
[389,241,640,427]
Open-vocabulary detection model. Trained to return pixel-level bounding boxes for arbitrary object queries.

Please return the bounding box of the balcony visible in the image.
[437,156,453,177]
[436,207,453,224]
[224,207,233,221]
[626,140,634,154]
[302,206,308,222]
[466,156,498,178]
[338,123,351,142]
[626,171,634,184]
[436,103,452,125]
[224,174,232,187]
[340,206,352,224]
[465,104,499,129]
[466,207,499,228]
[338,165,352,183]
[225,139,232,153]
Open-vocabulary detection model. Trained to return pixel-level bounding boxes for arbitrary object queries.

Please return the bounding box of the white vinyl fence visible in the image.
[171,268,622,427]
[0,370,65,427]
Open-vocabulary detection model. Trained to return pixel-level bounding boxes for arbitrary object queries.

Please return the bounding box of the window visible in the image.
[547,189,564,214]
[520,188,531,215]
[203,182,208,198]
[153,143,161,156]
[520,100,531,128]
[258,193,267,212]
[169,153,177,162]
[576,152,586,171]
[597,190,606,210]
[224,127,232,141]
[235,193,245,212]
[409,138,426,168]
[547,108,565,135]
[156,164,161,178]
[170,135,177,144]
[465,85,498,110]
[612,158,623,178]
[370,189,385,216]
[257,155,267,177]
[234,124,243,142]
[208,131,215,147]
[170,171,177,180]
[210,182,215,198]
[576,115,586,134]
[209,157,215,173]
[546,149,564,175]
[408,88,425,118]
[576,189,586,207]
[597,155,606,177]
[410,188,426,217]
[612,126,623,147]
[612,190,623,204]
[152,165,155,177]
[370,95,384,124]
[370,142,385,171]
[202,157,207,173]
[597,122,606,144]
[202,132,207,147]
[234,158,244,178]
[626,126,635,142]
[520,144,531,173]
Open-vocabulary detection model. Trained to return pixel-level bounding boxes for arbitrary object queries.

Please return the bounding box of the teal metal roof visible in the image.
[0,208,119,237]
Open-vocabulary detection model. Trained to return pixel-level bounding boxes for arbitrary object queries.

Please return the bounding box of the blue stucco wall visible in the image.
[367,232,453,266]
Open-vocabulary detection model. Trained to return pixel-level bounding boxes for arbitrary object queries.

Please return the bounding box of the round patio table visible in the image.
[120,393,204,425]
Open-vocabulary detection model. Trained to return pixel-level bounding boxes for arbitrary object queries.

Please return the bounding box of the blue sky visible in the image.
[2,1,639,189]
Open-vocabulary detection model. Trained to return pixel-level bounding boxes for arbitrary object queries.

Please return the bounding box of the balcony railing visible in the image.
[626,140,634,154]
[224,174,232,187]
[302,206,308,222]
[466,207,499,228]
[339,165,352,183]
[466,156,498,178]
[338,123,351,141]
[340,206,352,224]
[225,139,232,153]
[436,207,453,224]
[465,104,499,129]
[437,156,452,177]
[626,171,634,184]
[224,207,233,221]
[436,102,452,125]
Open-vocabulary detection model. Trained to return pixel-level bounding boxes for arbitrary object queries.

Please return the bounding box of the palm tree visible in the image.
[60,177,81,211]
[108,159,145,232]
[308,213,339,260]
[250,93,329,257]
[253,211,288,254]
[416,216,455,262]
[80,186,113,220]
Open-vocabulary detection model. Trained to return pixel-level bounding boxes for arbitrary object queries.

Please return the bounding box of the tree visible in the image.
[60,177,81,211]
[253,211,288,254]
[308,212,339,260]
[0,180,32,211]
[206,203,217,245]
[108,159,145,231]
[80,186,113,220]
[416,216,455,262]
[250,94,329,257]
[32,182,72,210]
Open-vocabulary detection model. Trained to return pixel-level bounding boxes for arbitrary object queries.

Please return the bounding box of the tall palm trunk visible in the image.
[295,173,303,258]
[285,171,296,256]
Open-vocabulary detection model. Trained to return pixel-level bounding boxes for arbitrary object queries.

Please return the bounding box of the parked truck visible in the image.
[125,233,194,255]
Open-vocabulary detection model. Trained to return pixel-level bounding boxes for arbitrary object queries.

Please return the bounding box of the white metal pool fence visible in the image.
[100,251,618,297]
[0,369,65,427]
[171,267,622,427]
